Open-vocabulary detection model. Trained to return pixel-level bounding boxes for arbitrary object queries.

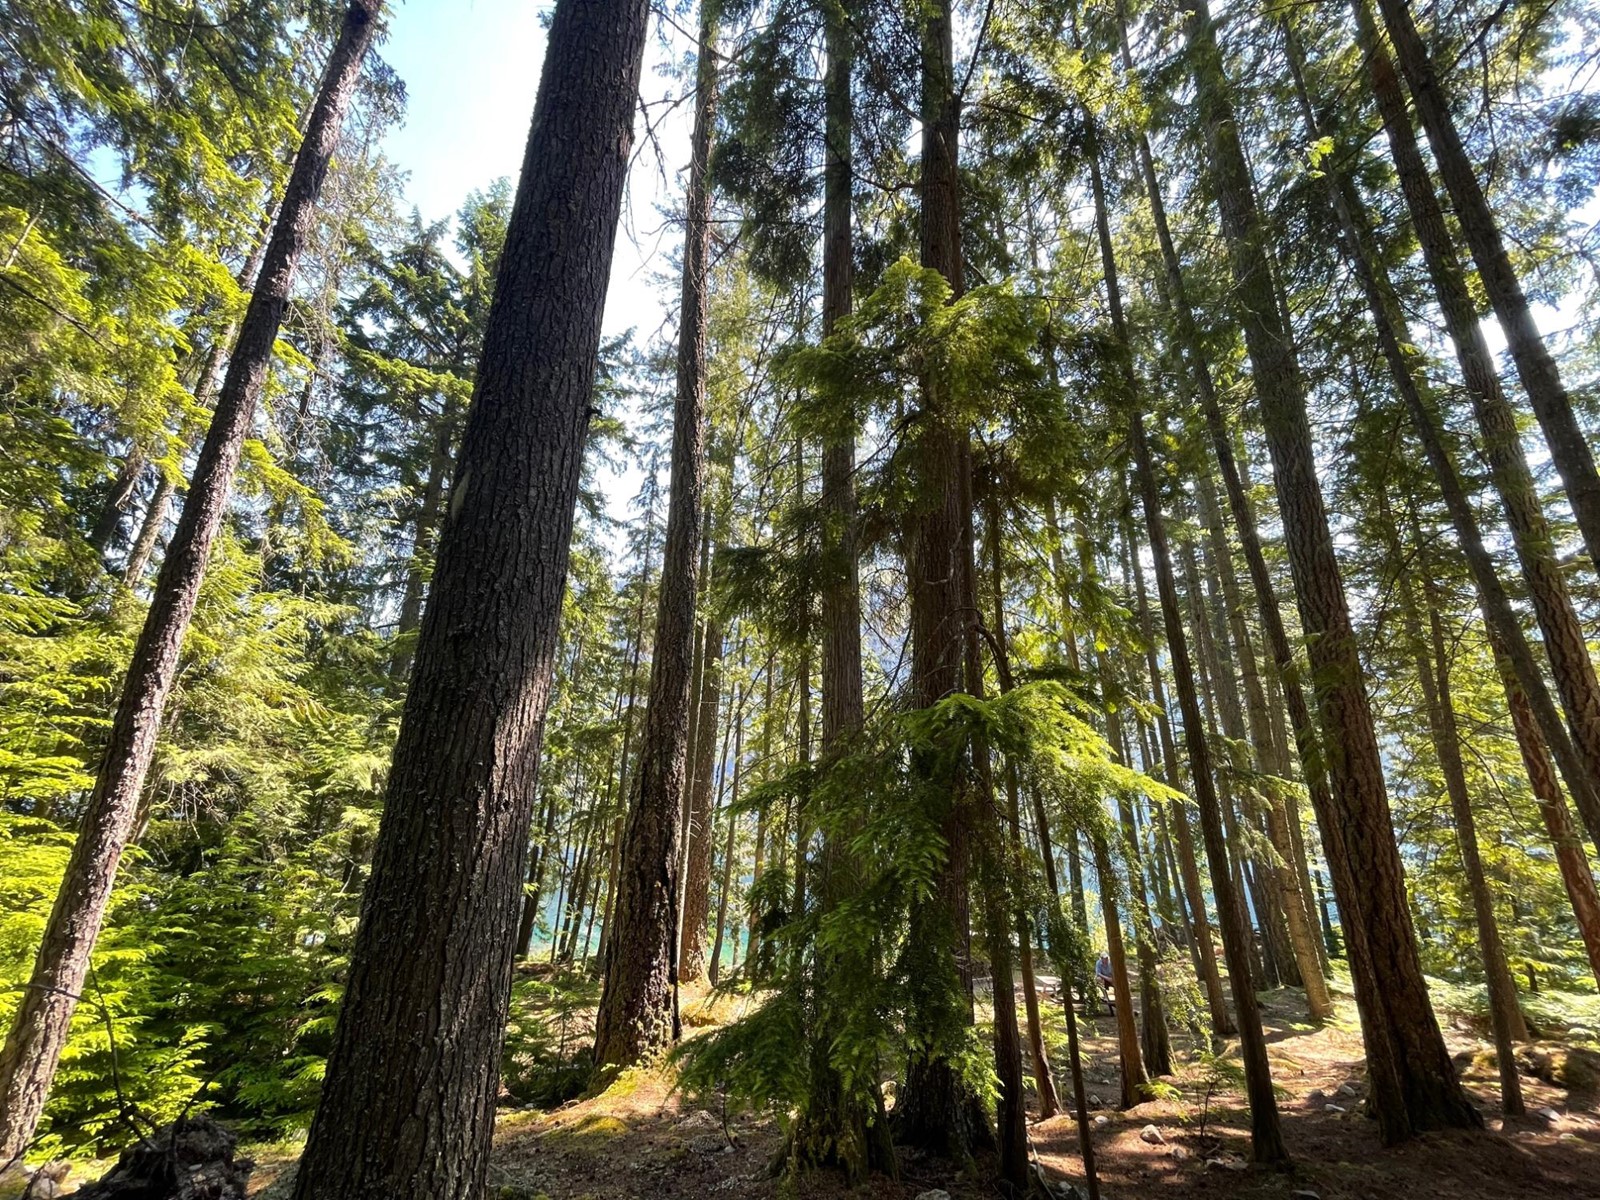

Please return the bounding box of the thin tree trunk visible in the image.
[1493,632,1600,981]
[1125,514,1234,1036]
[1180,0,1477,1143]
[1372,0,1600,576]
[0,3,383,1163]
[1116,6,1351,992]
[89,447,146,558]
[1422,594,1526,1113]
[391,393,460,681]
[1092,834,1148,1110]
[1194,470,1330,1016]
[679,610,725,981]
[1351,0,1600,849]
[121,473,175,589]
[988,501,1061,1118]
[592,2,715,1073]
[1127,407,1288,1162]
[708,688,744,986]
[517,790,560,958]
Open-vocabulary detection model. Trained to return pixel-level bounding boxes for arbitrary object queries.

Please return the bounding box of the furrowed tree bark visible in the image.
[0,2,383,1163]
[592,1,715,1073]
[284,3,650,1195]
[1371,0,1600,577]
[893,0,989,1161]
[1115,7,1348,984]
[1180,0,1477,1143]
[1281,10,1593,1013]
[788,0,895,1174]
[1351,0,1600,850]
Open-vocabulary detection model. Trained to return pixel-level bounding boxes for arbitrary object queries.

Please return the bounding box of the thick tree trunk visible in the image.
[1352,0,1600,849]
[0,3,383,1163]
[592,2,715,1072]
[894,0,990,1163]
[285,4,650,1196]
[1181,0,1477,1143]
[790,3,891,1166]
[1372,0,1600,576]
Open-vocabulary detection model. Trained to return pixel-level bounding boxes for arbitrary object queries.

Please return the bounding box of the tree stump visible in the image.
[72,1116,252,1199]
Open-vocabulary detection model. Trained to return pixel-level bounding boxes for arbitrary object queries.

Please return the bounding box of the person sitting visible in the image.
[1095,951,1115,1012]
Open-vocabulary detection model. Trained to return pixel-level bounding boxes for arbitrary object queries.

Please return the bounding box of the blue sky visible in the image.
[377,0,688,344]
[374,1,697,535]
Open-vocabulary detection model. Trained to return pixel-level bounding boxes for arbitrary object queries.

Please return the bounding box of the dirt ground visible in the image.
[235,976,1600,1200]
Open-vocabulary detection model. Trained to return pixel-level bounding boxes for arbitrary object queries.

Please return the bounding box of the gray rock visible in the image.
[1291,1191,1322,1200]
[1139,1124,1165,1145]
[1306,1089,1327,1105]
[1534,1106,1562,1124]
[915,1192,953,1200]
[1205,1156,1247,1172]
[1336,1082,1359,1098]
[1093,1115,1110,1128]
[1088,1093,1105,1109]
[1168,1146,1192,1161]
[1323,1103,1347,1114]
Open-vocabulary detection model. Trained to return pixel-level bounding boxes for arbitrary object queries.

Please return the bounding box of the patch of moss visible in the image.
[545,1113,630,1145]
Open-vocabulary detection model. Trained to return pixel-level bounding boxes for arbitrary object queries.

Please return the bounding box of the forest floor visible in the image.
[78,968,1600,1200]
